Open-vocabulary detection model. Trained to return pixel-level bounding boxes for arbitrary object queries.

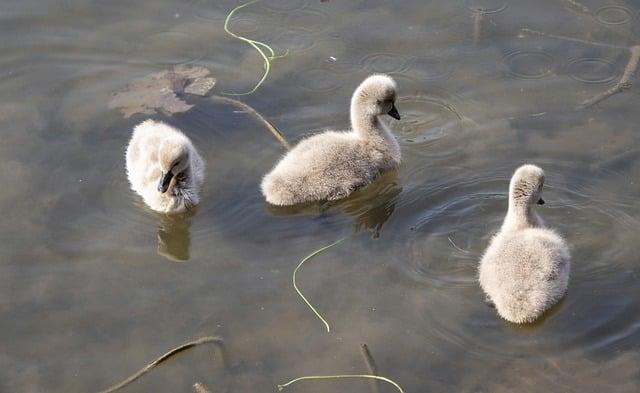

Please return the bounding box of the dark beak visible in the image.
[387,104,401,120]
[537,198,545,205]
[158,172,174,193]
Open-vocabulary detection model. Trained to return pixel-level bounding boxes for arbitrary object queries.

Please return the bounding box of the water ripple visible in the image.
[361,53,412,74]
[465,0,509,14]
[284,7,330,33]
[395,95,464,145]
[406,55,455,81]
[260,0,311,12]
[503,49,554,79]
[295,68,344,92]
[391,163,640,357]
[595,5,633,25]
[567,57,619,84]
[134,31,204,65]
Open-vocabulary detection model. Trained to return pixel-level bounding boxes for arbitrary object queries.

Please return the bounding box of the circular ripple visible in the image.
[226,16,260,34]
[388,163,640,358]
[285,7,330,32]
[260,0,311,12]
[296,68,342,92]
[191,0,229,22]
[275,29,316,53]
[395,96,463,144]
[567,57,619,84]
[361,53,411,74]
[465,0,509,14]
[407,56,455,81]
[595,5,632,25]
[135,31,203,65]
[504,49,553,79]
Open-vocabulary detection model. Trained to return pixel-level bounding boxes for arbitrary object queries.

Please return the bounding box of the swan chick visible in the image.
[261,74,402,206]
[478,164,570,323]
[126,120,205,213]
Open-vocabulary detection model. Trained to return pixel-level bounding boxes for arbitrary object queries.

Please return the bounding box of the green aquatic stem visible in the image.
[292,238,344,333]
[277,374,406,393]
[223,0,287,95]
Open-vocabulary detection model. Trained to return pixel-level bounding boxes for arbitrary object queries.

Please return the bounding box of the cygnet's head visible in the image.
[352,74,401,120]
[509,164,545,206]
[158,137,190,193]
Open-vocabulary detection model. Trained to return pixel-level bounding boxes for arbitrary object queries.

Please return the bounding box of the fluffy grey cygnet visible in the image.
[126,120,205,213]
[478,164,570,323]
[261,74,402,206]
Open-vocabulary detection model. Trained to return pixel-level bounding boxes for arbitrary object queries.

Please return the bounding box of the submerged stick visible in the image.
[97,336,224,393]
[209,95,291,150]
[223,0,287,95]
[292,238,345,333]
[472,10,484,45]
[277,374,406,393]
[519,28,628,50]
[578,45,640,109]
[193,382,212,393]
[360,344,380,393]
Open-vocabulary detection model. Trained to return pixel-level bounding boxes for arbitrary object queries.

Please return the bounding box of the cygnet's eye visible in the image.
[376,99,382,105]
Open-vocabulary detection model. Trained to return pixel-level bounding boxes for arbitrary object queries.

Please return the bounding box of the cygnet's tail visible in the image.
[261,174,297,206]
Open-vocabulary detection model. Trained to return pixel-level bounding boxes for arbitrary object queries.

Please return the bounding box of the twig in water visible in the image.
[223,0,288,95]
[578,45,640,109]
[277,374,406,393]
[209,95,291,150]
[292,238,345,333]
[448,236,469,254]
[562,0,591,15]
[472,10,484,45]
[360,344,380,393]
[193,382,212,393]
[519,28,628,50]
[97,336,224,393]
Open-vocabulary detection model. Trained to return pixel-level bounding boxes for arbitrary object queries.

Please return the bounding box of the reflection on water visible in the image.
[267,170,402,238]
[156,209,196,262]
[1,0,640,392]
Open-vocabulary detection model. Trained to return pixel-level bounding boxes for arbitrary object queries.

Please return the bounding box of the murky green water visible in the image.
[1,0,640,391]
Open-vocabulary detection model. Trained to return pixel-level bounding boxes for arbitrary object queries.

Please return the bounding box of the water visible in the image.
[1,0,639,391]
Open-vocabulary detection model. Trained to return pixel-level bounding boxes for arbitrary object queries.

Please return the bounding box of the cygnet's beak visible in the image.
[387,103,401,120]
[158,172,174,193]
[537,198,545,205]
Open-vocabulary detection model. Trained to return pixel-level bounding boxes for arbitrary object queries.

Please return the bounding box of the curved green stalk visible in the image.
[223,0,287,95]
[277,374,406,393]
[292,238,344,333]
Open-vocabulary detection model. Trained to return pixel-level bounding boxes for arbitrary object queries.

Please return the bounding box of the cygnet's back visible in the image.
[261,74,402,205]
[479,165,570,323]
[126,120,205,213]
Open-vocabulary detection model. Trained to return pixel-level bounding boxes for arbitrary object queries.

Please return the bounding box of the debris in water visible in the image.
[109,65,216,118]
[578,45,640,109]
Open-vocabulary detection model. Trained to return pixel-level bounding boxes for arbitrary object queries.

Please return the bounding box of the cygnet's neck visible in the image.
[502,199,543,231]
[350,98,400,160]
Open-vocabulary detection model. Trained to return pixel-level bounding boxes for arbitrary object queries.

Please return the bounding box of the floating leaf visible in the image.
[109,65,217,118]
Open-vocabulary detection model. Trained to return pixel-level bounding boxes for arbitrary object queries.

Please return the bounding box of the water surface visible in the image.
[1,0,640,392]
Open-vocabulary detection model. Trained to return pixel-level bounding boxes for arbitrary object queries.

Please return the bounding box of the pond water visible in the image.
[1,0,640,392]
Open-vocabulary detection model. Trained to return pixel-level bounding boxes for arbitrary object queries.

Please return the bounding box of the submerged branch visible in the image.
[360,344,381,393]
[209,95,291,150]
[472,11,484,45]
[97,336,225,393]
[519,28,628,50]
[578,45,640,109]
